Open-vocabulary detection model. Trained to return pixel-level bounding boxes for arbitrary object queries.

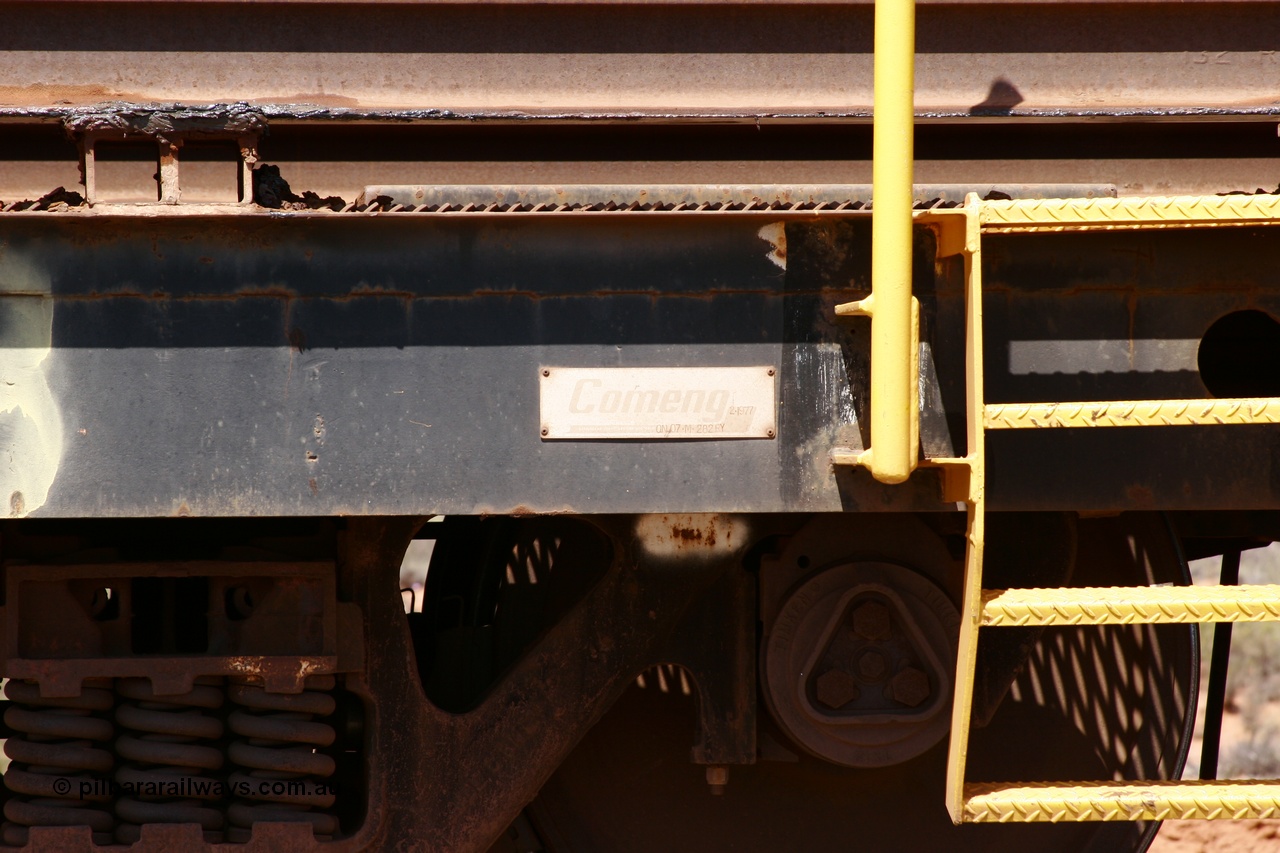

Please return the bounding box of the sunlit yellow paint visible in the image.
[833,45,1280,820]
[981,584,1280,627]
[985,398,1280,429]
[842,0,917,484]
[965,781,1280,822]
[942,199,984,825]
[981,193,1280,232]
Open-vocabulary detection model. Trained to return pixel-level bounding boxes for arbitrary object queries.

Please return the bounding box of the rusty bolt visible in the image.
[856,649,887,681]
[888,667,931,708]
[814,668,859,710]
[542,368,550,377]
[851,601,892,640]
[705,765,728,796]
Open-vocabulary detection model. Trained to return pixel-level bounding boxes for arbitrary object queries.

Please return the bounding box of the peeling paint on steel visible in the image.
[63,102,267,143]
[758,222,787,270]
[0,252,62,517]
[795,343,861,496]
[634,513,747,559]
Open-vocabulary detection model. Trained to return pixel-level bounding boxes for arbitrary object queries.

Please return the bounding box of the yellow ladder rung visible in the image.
[980,194,1280,232]
[984,398,1280,429]
[982,584,1280,626]
[964,781,1280,823]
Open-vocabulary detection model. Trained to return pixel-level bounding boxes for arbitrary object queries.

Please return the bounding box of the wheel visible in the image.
[517,512,1196,853]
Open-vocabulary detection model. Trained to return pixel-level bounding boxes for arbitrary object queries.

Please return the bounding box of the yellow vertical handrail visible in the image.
[835,0,918,484]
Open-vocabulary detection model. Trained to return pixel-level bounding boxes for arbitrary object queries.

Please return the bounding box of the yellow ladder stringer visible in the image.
[834,192,1280,825]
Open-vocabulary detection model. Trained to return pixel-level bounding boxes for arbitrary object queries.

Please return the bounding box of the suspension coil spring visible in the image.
[113,677,226,844]
[226,675,338,842]
[1,678,116,847]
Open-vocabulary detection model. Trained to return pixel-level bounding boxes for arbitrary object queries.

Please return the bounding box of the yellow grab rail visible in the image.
[835,0,918,484]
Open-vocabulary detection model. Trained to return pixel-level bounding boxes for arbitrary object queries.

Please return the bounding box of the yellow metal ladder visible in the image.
[838,192,1280,824]
[950,195,1280,825]
[844,0,1280,823]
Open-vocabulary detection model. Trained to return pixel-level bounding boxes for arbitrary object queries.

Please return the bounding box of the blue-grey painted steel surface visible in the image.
[3,212,1279,518]
[1,214,881,517]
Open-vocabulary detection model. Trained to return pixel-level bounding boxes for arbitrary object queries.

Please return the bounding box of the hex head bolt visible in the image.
[856,649,888,682]
[851,601,892,640]
[888,667,931,708]
[815,669,860,709]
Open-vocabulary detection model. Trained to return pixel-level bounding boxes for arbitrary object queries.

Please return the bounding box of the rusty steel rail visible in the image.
[3,1,1280,119]
[16,0,1280,4]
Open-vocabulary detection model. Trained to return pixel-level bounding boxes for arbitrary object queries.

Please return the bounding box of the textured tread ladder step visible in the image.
[984,398,1280,429]
[964,781,1280,823]
[981,584,1280,626]
[980,194,1280,231]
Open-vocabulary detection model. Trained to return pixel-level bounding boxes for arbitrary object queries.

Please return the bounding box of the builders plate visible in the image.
[539,367,777,440]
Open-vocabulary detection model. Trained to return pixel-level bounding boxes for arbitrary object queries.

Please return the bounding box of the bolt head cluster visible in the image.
[811,598,934,714]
